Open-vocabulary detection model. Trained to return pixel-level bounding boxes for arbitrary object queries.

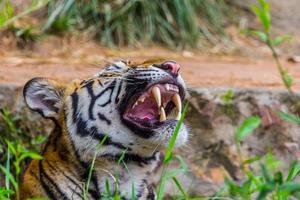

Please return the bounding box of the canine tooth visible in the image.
[172,93,182,112]
[152,86,161,107]
[139,97,145,103]
[165,84,170,91]
[170,85,179,92]
[163,102,168,107]
[132,101,138,108]
[176,111,181,120]
[160,107,166,122]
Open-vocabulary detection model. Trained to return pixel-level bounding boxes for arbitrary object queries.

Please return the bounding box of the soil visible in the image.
[1,36,300,91]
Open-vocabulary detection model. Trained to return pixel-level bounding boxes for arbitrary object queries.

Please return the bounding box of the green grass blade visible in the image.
[172,176,188,199]
[5,149,10,193]
[275,110,300,125]
[83,135,108,200]
[164,102,189,164]
[286,161,300,182]
[235,116,261,143]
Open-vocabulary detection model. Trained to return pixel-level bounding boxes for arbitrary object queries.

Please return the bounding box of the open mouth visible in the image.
[123,83,183,129]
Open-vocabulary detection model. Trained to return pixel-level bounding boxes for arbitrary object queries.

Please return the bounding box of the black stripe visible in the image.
[80,79,93,86]
[115,81,123,104]
[39,161,69,200]
[97,112,111,125]
[76,116,130,151]
[97,79,103,87]
[132,69,159,73]
[71,92,79,123]
[89,126,130,150]
[98,80,116,107]
[85,80,116,120]
[53,121,63,152]
[63,114,100,200]
[45,160,83,196]
[67,139,101,200]
[146,184,155,200]
[134,73,153,77]
[101,152,158,166]
[84,81,96,120]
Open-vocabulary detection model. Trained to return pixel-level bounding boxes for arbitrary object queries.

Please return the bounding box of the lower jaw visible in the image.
[123,118,178,139]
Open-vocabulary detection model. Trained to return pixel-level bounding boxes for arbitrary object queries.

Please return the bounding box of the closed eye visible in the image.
[106,65,122,71]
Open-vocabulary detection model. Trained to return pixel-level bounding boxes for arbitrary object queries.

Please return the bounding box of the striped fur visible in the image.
[20,60,188,199]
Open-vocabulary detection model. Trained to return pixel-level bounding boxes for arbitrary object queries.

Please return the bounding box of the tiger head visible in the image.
[23,60,188,159]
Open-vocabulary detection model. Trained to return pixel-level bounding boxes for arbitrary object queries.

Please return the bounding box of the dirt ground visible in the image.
[1,36,300,91]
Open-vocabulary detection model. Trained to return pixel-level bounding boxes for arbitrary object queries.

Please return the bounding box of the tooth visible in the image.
[165,84,170,91]
[152,86,161,107]
[140,97,145,102]
[160,107,166,122]
[163,102,167,107]
[176,111,181,120]
[132,101,138,108]
[172,94,182,112]
[169,85,179,92]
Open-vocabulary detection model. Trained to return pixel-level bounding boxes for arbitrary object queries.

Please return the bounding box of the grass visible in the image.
[213,115,300,200]
[83,135,108,200]
[157,102,189,200]
[1,100,300,199]
[0,109,44,200]
[247,0,293,92]
[43,0,228,48]
[0,0,229,48]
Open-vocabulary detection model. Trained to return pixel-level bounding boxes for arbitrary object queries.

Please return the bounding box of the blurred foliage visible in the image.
[213,116,300,200]
[44,0,229,48]
[0,109,45,200]
[248,0,293,92]
[1,0,230,48]
[222,153,300,200]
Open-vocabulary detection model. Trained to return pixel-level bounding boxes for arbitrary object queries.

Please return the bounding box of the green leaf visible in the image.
[0,165,17,191]
[278,182,300,193]
[220,89,234,104]
[19,151,43,162]
[242,155,262,166]
[5,150,11,192]
[249,30,268,42]
[256,183,275,200]
[235,116,261,142]
[245,171,263,188]
[5,140,16,156]
[251,0,271,32]
[282,70,293,89]
[274,171,283,184]
[286,161,300,182]
[164,102,189,164]
[265,152,281,171]
[0,187,14,200]
[275,110,300,125]
[273,35,291,46]
[0,188,14,195]
[260,164,273,183]
[172,177,188,198]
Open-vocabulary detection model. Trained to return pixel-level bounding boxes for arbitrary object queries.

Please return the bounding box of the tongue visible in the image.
[129,97,158,120]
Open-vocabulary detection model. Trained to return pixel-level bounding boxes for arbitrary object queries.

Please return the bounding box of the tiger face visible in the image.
[24,60,188,160]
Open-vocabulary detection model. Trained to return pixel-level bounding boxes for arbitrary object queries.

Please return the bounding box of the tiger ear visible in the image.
[23,78,64,119]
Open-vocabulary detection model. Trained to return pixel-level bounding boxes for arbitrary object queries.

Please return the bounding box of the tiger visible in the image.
[20,60,188,200]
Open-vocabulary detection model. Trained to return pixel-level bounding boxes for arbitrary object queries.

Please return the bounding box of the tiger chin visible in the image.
[20,60,188,200]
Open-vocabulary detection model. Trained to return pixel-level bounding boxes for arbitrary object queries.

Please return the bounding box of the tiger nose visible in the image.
[160,61,180,76]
